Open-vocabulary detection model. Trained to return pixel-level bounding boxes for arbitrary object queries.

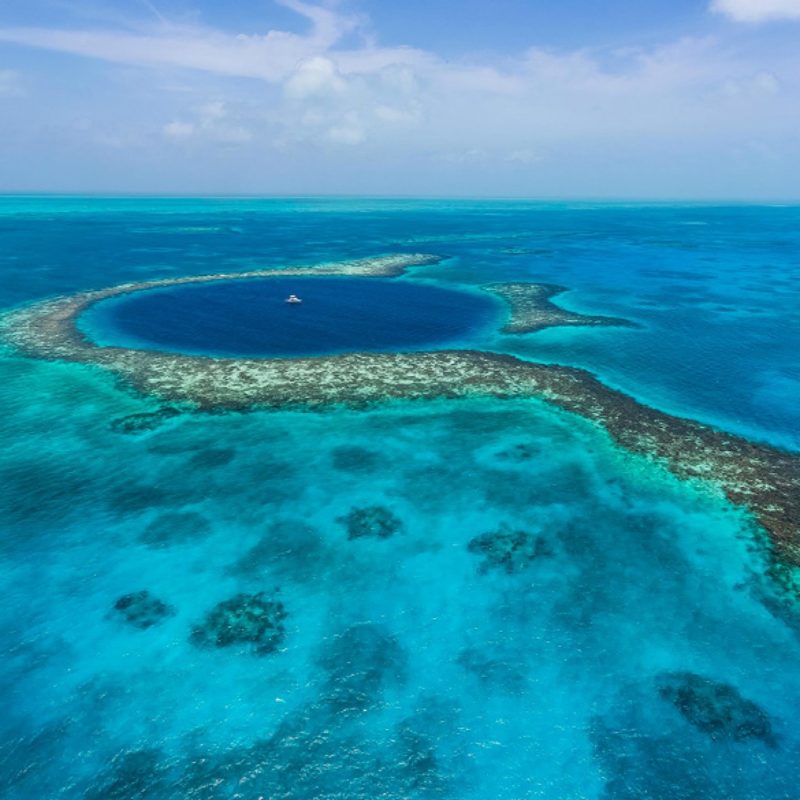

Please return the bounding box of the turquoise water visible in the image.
[1,198,799,799]
[80,277,499,357]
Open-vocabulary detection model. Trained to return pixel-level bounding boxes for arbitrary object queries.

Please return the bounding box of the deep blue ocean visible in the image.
[1,197,799,799]
[81,277,500,357]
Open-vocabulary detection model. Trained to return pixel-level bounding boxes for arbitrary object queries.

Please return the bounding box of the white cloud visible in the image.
[1,0,799,195]
[373,105,419,124]
[711,0,800,22]
[164,120,194,139]
[326,121,366,145]
[284,56,346,99]
[0,0,358,83]
[164,102,253,144]
[720,70,781,96]
[0,68,24,96]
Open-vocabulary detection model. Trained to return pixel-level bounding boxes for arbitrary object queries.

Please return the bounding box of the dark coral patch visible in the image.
[330,445,383,473]
[337,505,403,540]
[493,441,541,463]
[395,720,443,793]
[750,563,800,638]
[85,748,170,800]
[228,519,324,581]
[0,458,95,530]
[112,590,175,629]
[190,591,287,655]
[187,447,236,468]
[457,647,528,693]
[139,510,212,549]
[107,484,173,515]
[319,623,407,713]
[657,672,775,745]
[109,407,181,435]
[467,526,552,574]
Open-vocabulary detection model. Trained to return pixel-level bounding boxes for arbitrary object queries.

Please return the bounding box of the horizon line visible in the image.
[1,192,800,206]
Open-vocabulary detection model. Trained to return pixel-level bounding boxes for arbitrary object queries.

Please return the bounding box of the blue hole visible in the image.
[81,277,501,358]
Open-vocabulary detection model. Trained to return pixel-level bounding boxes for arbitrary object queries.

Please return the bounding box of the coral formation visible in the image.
[330,445,383,473]
[109,407,181,434]
[467,526,552,573]
[337,505,403,540]
[227,519,325,582]
[139,510,212,549]
[492,441,541,463]
[657,672,775,745]
[319,623,407,713]
[85,749,169,800]
[484,282,636,334]
[457,647,528,692]
[187,447,236,468]
[1,252,798,586]
[190,591,287,655]
[112,591,175,629]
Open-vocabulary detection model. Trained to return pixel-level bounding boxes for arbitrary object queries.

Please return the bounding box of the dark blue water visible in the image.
[82,277,499,357]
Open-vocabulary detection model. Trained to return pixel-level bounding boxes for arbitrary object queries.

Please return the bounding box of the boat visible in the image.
[285,294,302,304]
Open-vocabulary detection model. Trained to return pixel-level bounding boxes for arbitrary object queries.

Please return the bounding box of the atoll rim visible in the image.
[1,251,798,585]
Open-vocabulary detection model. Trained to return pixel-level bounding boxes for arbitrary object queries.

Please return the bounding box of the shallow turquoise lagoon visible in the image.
[1,198,799,799]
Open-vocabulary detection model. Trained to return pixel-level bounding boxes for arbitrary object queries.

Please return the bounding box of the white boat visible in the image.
[285,294,302,304]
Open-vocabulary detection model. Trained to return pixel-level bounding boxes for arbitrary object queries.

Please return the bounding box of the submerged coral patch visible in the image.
[139,510,212,549]
[657,672,775,745]
[190,591,287,655]
[187,446,236,468]
[227,519,325,583]
[0,457,94,529]
[467,526,552,573]
[84,748,170,800]
[338,505,403,540]
[330,445,383,473]
[319,623,407,713]
[107,483,173,515]
[112,590,175,629]
[109,407,181,435]
[457,646,528,692]
[492,441,542,464]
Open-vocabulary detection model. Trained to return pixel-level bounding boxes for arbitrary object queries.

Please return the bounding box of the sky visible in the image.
[0,0,799,198]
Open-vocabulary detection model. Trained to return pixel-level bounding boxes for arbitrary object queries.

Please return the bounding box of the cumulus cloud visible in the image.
[284,56,346,99]
[164,102,253,144]
[711,0,800,22]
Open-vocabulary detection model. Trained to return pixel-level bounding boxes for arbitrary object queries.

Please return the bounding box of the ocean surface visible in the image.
[1,197,799,799]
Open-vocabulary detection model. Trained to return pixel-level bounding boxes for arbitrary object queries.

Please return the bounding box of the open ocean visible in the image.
[1,197,799,799]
